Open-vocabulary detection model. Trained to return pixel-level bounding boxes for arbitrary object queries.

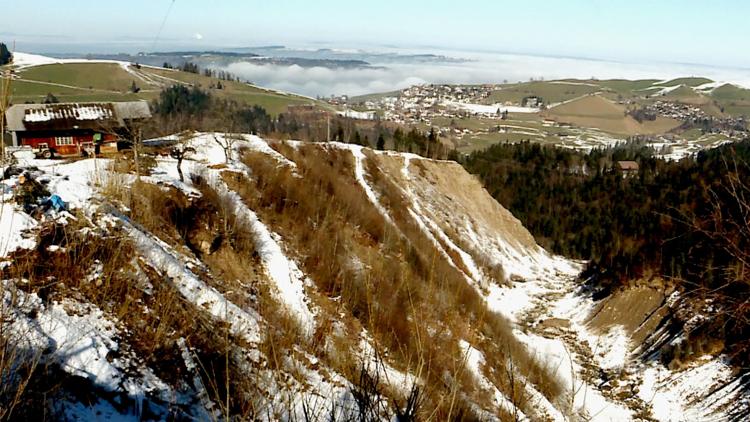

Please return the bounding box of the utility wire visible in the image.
[151,0,176,53]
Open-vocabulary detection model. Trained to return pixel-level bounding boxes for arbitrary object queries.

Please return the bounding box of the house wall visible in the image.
[19,130,117,156]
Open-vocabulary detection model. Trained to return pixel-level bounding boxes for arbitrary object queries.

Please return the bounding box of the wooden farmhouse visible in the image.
[4,101,151,158]
[617,160,640,177]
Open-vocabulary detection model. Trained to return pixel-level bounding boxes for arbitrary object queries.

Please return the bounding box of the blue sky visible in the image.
[1,0,748,67]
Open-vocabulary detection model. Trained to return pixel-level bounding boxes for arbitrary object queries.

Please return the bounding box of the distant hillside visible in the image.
[78,51,372,70]
[653,77,714,87]
[6,55,330,115]
[546,94,682,135]
[355,77,750,119]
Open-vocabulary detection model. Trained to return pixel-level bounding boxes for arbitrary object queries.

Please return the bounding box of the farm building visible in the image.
[4,101,151,158]
[617,160,640,176]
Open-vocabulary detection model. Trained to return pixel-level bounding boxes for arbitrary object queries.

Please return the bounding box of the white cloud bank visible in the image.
[223,51,750,98]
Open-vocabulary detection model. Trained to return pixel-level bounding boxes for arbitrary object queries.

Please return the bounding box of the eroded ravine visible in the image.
[517,273,659,421]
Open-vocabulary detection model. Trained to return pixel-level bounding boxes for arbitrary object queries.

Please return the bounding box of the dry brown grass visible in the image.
[1,142,569,419]
[104,171,333,419]
[546,94,681,135]
[5,218,194,379]
[367,156,565,412]
[231,142,565,419]
[99,170,276,416]
[1,184,268,418]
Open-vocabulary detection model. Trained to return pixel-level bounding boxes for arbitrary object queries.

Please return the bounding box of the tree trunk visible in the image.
[177,157,184,182]
[134,127,142,181]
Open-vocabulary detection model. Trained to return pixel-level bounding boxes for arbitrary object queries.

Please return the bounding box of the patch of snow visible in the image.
[31,158,104,209]
[199,167,317,337]
[520,376,567,422]
[147,132,297,170]
[23,298,122,388]
[177,338,221,420]
[483,280,550,322]
[592,326,630,371]
[337,109,377,120]
[329,143,395,226]
[517,331,633,421]
[11,52,67,68]
[695,81,726,92]
[551,284,632,372]
[0,203,38,257]
[443,100,539,115]
[121,217,263,344]
[638,358,749,421]
[24,104,113,123]
[4,291,174,418]
[12,52,134,70]
[129,133,316,335]
[654,84,687,96]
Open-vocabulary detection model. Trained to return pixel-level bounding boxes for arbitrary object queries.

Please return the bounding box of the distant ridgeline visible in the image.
[462,139,750,365]
[85,51,371,70]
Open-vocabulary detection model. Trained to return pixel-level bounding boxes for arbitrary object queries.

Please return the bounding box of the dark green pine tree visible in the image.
[43,92,59,104]
[376,134,385,150]
[0,43,12,66]
[336,125,345,142]
[393,128,404,151]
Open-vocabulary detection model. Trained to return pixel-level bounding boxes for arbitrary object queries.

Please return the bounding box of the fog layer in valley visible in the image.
[222,49,750,97]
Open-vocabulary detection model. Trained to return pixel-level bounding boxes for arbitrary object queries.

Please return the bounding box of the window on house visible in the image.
[55,136,74,146]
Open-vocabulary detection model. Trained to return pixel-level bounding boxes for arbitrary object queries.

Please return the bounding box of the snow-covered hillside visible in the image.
[10,51,162,72]
[0,135,747,420]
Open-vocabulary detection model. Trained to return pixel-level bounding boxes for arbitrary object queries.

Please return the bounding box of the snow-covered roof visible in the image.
[5,101,151,132]
[24,104,114,123]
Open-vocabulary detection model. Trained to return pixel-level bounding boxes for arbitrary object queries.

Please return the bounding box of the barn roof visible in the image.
[5,101,151,132]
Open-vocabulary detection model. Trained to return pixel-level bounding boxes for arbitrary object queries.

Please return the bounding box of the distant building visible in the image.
[5,101,151,158]
[327,95,349,106]
[617,161,640,176]
[337,109,377,120]
[522,96,543,108]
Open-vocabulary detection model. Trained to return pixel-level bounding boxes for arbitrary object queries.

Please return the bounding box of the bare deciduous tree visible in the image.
[687,154,750,326]
[212,132,242,164]
[170,131,196,182]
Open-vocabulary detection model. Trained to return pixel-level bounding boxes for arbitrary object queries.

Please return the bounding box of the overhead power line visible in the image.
[151,0,177,53]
